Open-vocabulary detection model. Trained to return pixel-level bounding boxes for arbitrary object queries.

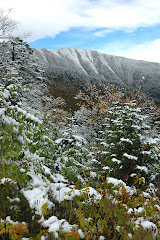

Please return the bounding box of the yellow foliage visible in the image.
[42,202,49,217]
[121,186,131,203]
[65,228,80,240]
[0,221,29,240]
[76,209,85,221]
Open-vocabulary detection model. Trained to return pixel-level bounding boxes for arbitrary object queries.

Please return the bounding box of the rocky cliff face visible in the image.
[33,48,160,104]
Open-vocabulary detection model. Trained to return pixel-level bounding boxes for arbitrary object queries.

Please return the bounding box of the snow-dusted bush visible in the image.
[65,176,160,240]
[74,85,160,188]
[98,100,160,187]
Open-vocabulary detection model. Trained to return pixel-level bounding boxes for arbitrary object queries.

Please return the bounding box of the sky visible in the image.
[1,0,160,63]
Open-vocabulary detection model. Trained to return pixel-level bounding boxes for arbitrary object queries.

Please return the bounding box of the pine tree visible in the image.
[99,99,159,186]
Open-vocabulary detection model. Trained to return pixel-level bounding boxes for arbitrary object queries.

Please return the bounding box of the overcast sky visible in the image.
[1,0,160,62]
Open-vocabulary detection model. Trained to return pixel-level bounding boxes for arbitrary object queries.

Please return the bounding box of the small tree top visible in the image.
[0,8,18,38]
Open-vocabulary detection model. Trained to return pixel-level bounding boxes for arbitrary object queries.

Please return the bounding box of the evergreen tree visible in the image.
[99,99,159,186]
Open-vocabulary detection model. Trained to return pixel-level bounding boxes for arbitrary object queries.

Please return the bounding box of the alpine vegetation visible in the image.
[0,38,160,240]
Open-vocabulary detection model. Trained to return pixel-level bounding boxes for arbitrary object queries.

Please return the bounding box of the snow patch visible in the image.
[123,153,138,160]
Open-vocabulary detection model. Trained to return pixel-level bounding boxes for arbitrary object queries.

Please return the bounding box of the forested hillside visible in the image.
[34,48,160,107]
[0,39,160,240]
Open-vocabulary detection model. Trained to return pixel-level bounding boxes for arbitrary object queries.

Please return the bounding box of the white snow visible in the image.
[107,177,125,186]
[111,158,121,164]
[52,183,80,202]
[90,171,97,178]
[80,187,102,200]
[137,207,145,214]
[1,114,18,126]
[0,178,16,184]
[22,172,54,215]
[16,106,42,123]
[78,229,85,238]
[2,89,10,99]
[99,236,105,240]
[136,219,158,237]
[120,138,133,144]
[128,233,132,239]
[127,208,133,214]
[130,173,137,177]
[103,166,110,170]
[55,138,63,144]
[136,165,148,174]
[40,237,45,240]
[107,177,136,195]
[0,108,5,116]
[42,216,58,228]
[141,151,152,155]
[123,153,138,160]
[42,215,75,237]
[42,165,52,175]
[7,196,20,203]
[6,216,19,226]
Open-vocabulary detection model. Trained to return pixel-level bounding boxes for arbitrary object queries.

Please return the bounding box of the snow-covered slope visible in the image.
[34,48,160,103]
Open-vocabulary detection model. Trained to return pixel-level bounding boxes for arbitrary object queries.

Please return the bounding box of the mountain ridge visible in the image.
[33,48,160,104]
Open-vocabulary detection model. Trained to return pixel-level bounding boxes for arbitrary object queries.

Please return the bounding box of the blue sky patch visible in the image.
[30,25,160,54]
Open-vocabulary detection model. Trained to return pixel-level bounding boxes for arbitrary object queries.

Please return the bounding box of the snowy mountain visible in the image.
[1,41,160,239]
[34,48,160,104]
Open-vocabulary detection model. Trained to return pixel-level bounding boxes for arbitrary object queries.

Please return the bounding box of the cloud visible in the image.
[122,39,160,63]
[99,39,160,63]
[1,0,160,41]
[93,29,113,37]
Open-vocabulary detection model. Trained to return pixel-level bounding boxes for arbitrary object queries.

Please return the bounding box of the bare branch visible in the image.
[0,8,18,38]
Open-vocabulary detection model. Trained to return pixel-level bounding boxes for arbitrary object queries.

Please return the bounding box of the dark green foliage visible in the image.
[0,180,32,223]
[96,100,159,186]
